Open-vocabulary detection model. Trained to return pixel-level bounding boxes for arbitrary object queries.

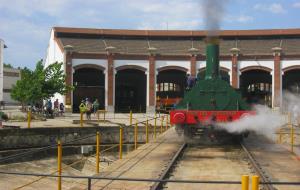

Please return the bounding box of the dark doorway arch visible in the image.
[115,69,146,113]
[240,69,272,106]
[73,67,105,113]
[197,68,230,83]
[283,69,300,94]
[156,69,187,111]
[282,69,300,111]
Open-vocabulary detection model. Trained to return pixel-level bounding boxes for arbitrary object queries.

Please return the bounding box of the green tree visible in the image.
[10,67,33,107]
[11,60,72,108]
[3,63,14,69]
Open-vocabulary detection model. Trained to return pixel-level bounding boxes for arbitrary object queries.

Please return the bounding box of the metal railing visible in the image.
[0,171,300,190]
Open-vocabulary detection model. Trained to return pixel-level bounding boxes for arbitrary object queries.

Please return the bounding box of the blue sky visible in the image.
[0,0,300,69]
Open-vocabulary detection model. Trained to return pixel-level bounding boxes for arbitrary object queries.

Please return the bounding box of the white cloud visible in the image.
[225,15,253,23]
[254,3,286,14]
[236,15,254,23]
[293,2,300,8]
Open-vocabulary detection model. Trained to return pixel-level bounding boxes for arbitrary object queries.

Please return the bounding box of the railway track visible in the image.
[151,140,277,190]
[240,142,276,190]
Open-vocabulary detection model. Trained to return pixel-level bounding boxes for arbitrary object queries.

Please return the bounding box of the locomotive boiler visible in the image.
[170,37,255,142]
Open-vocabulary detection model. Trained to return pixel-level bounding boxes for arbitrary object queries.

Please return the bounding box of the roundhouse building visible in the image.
[45,27,300,113]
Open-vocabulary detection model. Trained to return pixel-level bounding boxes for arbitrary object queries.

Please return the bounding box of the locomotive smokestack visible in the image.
[205,37,220,80]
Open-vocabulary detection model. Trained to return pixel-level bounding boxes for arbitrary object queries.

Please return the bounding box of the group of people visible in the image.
[79,98,99,120]
[46,99,64,117]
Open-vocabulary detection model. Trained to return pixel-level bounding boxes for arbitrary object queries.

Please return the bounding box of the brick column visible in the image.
[63,45,74,113]
[190,55,197,77]
[272,47,282,108]
[147,55,156,113]
[230,48,240,88]
[107,53,114,112]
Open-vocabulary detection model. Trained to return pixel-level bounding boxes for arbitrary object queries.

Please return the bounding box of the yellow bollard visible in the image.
[96,132,100,174]
[130,110,133,126]
[251,175,259,190]
[154,113,157,140]
[135,122,138,149]
[291,125,294,153]
[241,175,249,190]
[80,111,83,127]
[27,110,31,128]
[160,116,164,133]
[119,127,123,159]
[146,119,149,143]
[57,140,62,190]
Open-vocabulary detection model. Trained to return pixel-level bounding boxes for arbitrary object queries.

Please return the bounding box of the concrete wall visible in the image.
[0,126,153,150]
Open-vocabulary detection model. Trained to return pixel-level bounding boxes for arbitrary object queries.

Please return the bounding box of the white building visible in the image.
[45,27,300,113]
[0,39,7,104]
[3,67,21,104]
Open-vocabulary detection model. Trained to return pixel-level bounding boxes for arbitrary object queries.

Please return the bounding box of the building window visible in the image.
[156,83,180,92]
[247,83,272,93]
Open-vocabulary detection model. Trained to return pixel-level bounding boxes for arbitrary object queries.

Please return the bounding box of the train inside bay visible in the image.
[170,37,255,142]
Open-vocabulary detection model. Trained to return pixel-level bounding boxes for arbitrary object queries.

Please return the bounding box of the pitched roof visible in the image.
[54,27,300,56]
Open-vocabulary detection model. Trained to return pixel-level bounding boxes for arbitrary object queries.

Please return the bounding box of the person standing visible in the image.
[79,100,86,113]
[85,98,92,120]
[54,99,59,116]
[59,103,65,116]
[93,99,99,116]
[46,99,53,117]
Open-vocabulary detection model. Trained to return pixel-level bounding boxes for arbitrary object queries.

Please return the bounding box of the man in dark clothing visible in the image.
[46,100,53,117]
[186,74,195,90]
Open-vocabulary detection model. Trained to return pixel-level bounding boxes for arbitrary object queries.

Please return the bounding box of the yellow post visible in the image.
[291,125,294,153]
[241,175,249,190]
[96,132,100,174]
[80,111,83,127]
[27,110,31,128]
[165,115,169,130]
[57,140,62,190]
[277,128,282,144]
[154,113,157,140]
[130,110,133,126]
[160,116,164,133]
[119,127,123,159]
[146,119,149,143]
[251,175,259,190]
[288,112,291,126]
[135,121,138,149]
